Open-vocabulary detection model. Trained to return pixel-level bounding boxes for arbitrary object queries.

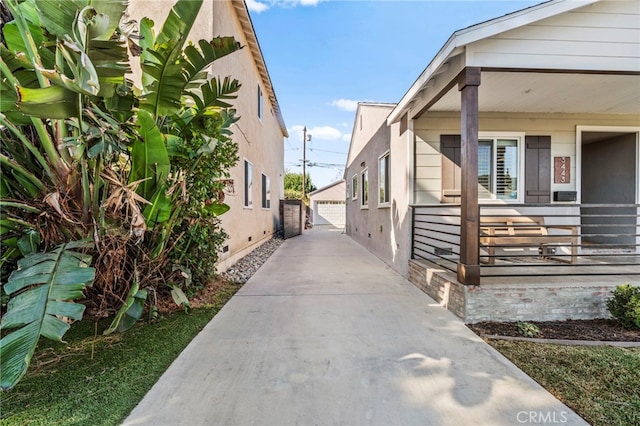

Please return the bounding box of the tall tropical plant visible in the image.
[1,0,244,389]
[132,0,242,260]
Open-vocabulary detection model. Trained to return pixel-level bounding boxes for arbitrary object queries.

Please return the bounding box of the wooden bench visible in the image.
[480,216,578,264]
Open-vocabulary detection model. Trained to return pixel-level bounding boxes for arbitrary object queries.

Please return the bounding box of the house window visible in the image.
[478,136,521,201]
[244,160,253,208]
[351,174,358,200]
[257,85,263,121]
[378,152,390,205]
[361,168,368,208]
[261,173,270,208]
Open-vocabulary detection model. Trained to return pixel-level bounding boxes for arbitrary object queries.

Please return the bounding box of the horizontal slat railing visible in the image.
[411,204,640,279]
[412,206,461,273]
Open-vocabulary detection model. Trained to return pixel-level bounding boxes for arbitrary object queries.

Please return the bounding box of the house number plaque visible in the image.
[554,156,570,183]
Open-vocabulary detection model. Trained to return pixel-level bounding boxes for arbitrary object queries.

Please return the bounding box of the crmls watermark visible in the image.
[516,411,569,424]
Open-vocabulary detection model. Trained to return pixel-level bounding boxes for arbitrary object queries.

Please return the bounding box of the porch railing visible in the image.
[411,203,640,279]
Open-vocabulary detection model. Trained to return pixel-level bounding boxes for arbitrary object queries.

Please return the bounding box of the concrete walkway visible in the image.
[124,228,586,426]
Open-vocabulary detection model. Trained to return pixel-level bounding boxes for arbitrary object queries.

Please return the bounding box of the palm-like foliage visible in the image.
[139,0,242,121]
[1,0,244,389]
[0,240,95,390]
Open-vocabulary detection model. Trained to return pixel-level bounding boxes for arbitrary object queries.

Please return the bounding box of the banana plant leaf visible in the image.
[0,240,95,390]
[203,202,230,216]
[140,50,185,117]
[142,185,172,225]
[153,0,202,54]
[169,285,190,311]
[2,20,44,58]
[39,39,100,96]
[88,39,130,97]
[17,85,78,119]
[188,76,241,115]
[17,229,41,256]
[35,0,127,42]
[130,109,170,200]
[139,0,203,118]
[182,37,242,83]
[103,281,147,335]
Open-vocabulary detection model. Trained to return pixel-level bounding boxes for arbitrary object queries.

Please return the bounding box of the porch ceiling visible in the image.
[425,71,640,115]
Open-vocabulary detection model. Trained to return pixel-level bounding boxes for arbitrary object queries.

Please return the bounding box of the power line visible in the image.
[308,162,344,168]
[309,148,347,155]
[285,138,298,151]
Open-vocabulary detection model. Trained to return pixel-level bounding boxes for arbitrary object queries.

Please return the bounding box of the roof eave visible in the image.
[309,179,345,196]
[232,0,288,137]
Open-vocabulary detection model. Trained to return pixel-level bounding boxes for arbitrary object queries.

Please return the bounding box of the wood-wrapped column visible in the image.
[457,67,481,285]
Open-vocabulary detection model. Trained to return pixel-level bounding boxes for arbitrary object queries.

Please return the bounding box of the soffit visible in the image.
[424,71,640,115]
[231,0,288,137]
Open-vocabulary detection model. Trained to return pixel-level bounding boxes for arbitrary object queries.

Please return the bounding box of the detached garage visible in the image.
[309,180,346,228]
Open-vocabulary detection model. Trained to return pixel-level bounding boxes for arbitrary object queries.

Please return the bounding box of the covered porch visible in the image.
[384,0,640,322]
[409,203,640,323]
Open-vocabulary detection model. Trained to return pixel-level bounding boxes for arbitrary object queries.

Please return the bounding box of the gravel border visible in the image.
[221,237,284,284]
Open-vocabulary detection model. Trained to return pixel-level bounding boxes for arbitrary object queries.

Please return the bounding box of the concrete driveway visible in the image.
[124,227,586,426]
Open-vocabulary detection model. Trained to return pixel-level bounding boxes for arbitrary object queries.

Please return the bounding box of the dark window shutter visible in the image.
[525,136,551,204]
[441,135,461,203]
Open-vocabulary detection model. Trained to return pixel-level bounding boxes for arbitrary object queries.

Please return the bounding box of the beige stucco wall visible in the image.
[345,104,412,277]
[309,181,346,202]
[414,111,640,204]
[127,1,286,272]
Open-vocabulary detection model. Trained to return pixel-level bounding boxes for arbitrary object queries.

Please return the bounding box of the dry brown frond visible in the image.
[101,170,150,242]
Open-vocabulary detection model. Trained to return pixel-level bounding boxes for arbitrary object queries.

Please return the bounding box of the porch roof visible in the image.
[387,0,640,124]
[427,71,640,115]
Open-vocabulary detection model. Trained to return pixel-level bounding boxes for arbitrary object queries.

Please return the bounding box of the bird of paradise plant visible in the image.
[0,0,242,390]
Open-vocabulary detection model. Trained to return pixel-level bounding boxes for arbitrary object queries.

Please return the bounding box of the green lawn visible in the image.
[0,282,242,426]
[489,340,640,426]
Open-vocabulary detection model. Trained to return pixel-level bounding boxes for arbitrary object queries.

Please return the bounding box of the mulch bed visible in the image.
[468,319,640,342]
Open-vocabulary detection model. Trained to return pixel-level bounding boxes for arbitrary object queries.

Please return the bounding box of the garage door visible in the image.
[314,201,345,227]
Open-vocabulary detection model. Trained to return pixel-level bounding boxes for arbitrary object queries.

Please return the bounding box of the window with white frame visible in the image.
[257,85,263,121]
[261,173,270,208]
[378,152,390,205]
[244,160,253,208]
[351,174,358,200]
[478,135,522,201]
[361,168,368,207]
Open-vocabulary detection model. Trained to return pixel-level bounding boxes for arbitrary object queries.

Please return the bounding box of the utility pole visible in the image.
[301,127,311,231]
[302,126,307,203]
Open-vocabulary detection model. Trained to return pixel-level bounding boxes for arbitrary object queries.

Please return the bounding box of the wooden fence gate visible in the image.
[280,200,302,239]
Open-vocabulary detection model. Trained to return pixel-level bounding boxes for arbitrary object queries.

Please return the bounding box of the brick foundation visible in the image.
[408,259,620,323]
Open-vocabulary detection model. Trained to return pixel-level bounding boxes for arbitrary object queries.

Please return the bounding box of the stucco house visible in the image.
[345,0,640,323]
[128,0,287,272]
[309,180,346,228]
[345,103,408,269]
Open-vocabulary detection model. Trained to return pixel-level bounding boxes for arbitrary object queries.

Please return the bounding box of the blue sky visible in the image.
[247,0,541,189]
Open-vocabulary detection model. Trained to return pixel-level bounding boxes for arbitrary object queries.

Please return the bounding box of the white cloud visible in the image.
[246,0,270,13]
[247,0,323,13]
[342,133,352,142]
[288,124,345,142]
[330,99,360,112]
[310,126,343,141]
